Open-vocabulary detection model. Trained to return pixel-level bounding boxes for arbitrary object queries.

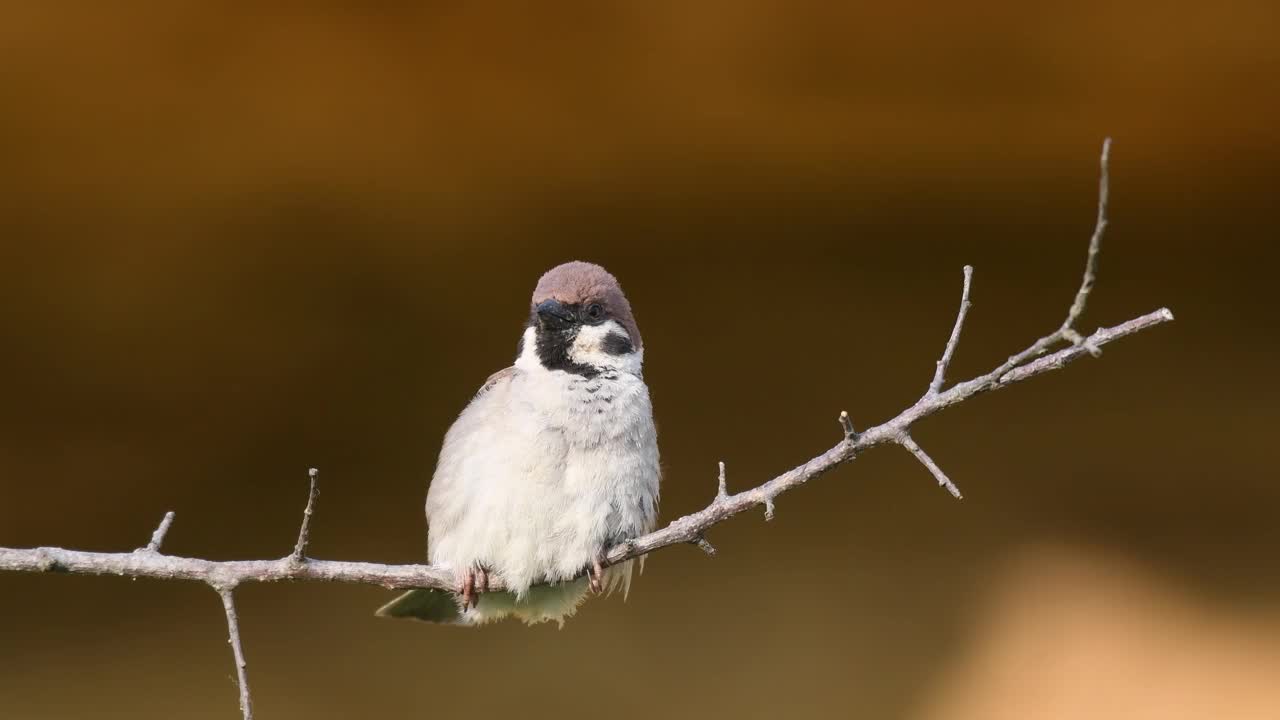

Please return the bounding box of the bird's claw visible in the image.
[589,555,606,594]
[458,566,489,609]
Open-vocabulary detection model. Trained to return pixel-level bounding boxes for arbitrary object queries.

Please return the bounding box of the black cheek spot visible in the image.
[601,332,633,356]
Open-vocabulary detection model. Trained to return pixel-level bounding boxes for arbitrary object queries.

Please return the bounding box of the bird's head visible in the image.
[517,261,643,377]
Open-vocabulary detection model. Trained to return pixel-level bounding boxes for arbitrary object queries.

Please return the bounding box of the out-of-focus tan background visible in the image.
[1,2,1276,719]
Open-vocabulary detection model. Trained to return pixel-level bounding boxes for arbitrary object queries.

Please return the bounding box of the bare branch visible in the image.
[997,308,1172,386]
[0,545,458,590]
[929,265,974,395]
[140,511,176,553]
[218,588,254,720]
[290,468,320,564]
[0,142,1175,719]
[595,306,1170,571]
[980,138,1115,378]
[0,316,1174,591]
[899,435,963,499]
[0,324,1173,594]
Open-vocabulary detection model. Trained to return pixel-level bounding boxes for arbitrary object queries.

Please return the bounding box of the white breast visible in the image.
[425,325,660,598]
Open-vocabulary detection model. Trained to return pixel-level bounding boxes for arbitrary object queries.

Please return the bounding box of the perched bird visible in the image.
[376,262,660,626]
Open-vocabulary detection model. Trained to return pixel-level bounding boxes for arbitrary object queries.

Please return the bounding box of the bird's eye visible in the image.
[584,303,605,323]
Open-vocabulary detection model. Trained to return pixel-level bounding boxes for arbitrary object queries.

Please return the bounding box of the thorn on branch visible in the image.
[763,496,776,521]
[290,468,320,564]
[141,511,176,553]
[839,411,856,440]
[899,435,963,499]
[716,461,728,501]
[692,535,717,556]
[929,265,974,395]
[217,588,254,720]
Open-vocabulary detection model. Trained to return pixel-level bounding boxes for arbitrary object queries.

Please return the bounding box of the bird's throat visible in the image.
[531,324,601,378]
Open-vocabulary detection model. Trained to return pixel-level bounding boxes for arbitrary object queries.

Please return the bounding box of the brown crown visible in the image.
[531,261,642,350]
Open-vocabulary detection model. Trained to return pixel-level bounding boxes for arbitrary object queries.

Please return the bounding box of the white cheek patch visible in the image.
[570,320,640,372]
[571,320,624,357]
[515,321,643,376]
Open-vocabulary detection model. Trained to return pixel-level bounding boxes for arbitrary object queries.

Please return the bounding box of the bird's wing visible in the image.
[474,366,518,399]
[425,364,531,562]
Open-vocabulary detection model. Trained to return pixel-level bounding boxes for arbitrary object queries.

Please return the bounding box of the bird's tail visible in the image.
[374,578,595,627]
[374,588,464,624]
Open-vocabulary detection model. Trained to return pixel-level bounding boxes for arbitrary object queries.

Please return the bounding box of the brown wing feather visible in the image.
[475,366,518,399]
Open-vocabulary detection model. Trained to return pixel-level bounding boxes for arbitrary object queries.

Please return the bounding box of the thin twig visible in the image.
[141,511,176,553]
[290,469,319,564]
[899,435,963,499]
[218,588,253,720]
[716,461,728,500]
[839,410,856,439]
[930,265,974,395]
[1064,137,1111,338]
[986,137,1114,380]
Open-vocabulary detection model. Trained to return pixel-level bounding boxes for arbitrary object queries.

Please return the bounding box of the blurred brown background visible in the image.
[1,2,1277,719]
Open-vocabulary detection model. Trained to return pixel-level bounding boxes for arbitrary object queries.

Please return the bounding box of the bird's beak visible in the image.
[535,299,575,330]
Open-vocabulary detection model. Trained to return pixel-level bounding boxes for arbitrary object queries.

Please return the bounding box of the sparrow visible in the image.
[375,261,660,626]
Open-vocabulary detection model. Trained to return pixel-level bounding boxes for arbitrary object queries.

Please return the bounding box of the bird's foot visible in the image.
[458,565,489,609]
[589,555,606,594]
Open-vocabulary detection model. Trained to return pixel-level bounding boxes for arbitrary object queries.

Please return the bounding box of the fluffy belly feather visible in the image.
[425,365,659,623]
